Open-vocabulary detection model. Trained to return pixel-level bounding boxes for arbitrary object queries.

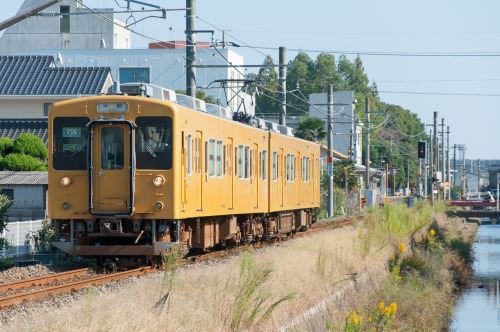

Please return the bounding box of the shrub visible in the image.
[0,137,14,156]
[13,133,47,160]
[0,153,45,171]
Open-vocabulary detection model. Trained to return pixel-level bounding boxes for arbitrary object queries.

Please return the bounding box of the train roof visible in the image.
[112,82,296,137]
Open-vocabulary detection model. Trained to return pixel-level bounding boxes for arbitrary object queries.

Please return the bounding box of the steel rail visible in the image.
[0,266,154,309]
[0,268,90,293]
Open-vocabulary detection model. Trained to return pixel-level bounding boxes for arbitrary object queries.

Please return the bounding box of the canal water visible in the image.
[452,224,500,331]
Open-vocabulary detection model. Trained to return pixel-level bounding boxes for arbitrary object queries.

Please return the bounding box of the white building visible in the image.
[309,92,362,164]
[0,0,130,54]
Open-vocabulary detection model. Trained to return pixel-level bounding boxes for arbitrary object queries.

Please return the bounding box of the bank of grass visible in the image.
[3,201,473,331]
[329,201,476,332]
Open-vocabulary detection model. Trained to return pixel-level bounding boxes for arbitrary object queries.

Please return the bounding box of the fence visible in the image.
[0,220,44,257]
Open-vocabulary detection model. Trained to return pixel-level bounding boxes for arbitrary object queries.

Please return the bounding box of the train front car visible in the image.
[49,96,181,260]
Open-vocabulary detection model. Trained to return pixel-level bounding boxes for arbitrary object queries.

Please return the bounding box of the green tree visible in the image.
[13,133,47,160]
[331,158,359,191]
[294,117,327,143]
[0,194,14,255]
[0,153,46,171]
[248,56,279,116]
[0,138,14,157]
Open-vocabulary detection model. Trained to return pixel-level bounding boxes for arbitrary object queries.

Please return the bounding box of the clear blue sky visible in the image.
[1,0,499,160]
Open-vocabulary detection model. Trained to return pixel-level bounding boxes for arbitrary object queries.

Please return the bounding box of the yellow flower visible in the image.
[429,229,435,236]
[429,240,434,245]
[346,311,350,318]
[359,315,363,323]
[398,242,406,252]
[379,302,384,310]
[390,302,397,312]
[368,317,372,322]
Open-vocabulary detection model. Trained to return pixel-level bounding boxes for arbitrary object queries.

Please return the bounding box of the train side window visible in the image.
[291,155,295,182]
[272,151,277,182]
[217,140,223,178]
[209,139,215,178]
[53,117,89,170]
[262,150,267,181]
[135,117,172,170]
[245,146,250,180]
[238,145,243,179]
[187,134,192,177]
[286,154,290,182]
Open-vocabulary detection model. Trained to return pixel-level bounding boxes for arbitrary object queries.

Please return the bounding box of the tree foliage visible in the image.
[0,194,14,252]
[0,138,14,157]
[0,153,46,171]
[13,133,48,160]
[330,158,359,191]
[294,117,326,143]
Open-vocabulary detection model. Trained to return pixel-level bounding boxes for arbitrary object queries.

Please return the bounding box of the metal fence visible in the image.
[0,220,44,257]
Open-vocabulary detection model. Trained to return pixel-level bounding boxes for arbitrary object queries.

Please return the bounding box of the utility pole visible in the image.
[327,84,334,217]
[462,148,466,198]
[365,97,370,190]
[430,129,434,206]
[279,46,286,126]
[453,144,457,199]
[186,0,196,97]
[477,159,481,194]
[446,126,450,200]
[441,118,445,199]
[433,112,438,201]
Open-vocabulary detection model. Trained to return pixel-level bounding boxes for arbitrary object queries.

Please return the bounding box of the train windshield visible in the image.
[135,116,172,169]
[53,117,89,170]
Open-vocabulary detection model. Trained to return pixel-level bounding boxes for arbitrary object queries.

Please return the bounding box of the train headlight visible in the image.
[155,202,163,210]
[60,176,72,187]
[62,202,70,209]
[153,176,165,187]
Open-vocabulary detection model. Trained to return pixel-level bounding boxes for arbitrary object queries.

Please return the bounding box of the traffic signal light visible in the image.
[418,141,426,159]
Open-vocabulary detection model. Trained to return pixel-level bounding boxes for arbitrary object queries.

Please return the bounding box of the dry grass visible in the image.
[3,226,392,332]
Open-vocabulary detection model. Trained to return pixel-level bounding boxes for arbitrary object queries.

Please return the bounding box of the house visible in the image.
[0,171,48,221]
[0,55,113,142]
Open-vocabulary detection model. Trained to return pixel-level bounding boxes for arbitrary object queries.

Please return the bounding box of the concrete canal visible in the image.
[453,223,500,331]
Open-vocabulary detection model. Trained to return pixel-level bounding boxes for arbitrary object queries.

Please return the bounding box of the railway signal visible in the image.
[418,141,426,159]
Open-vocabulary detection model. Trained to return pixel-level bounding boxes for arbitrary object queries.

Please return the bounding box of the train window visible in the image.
[245,146,250,180]
[187,134,192,177]
[249,150,253,178]
[262,150,267,181]
[238,145,243,179]
[53,117,89,170]
[291,155,295,182]
[217,140,222,178]
[135,117,172,170]
[209,139,215,178]
[272,151,277,181]
[101,127,124,170]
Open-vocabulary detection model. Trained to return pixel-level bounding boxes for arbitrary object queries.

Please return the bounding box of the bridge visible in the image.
[448,200,500,219]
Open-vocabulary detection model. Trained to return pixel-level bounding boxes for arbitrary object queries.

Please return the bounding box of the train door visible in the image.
[311,154,316,204]
[280,148,284,207]
[90,123,132,215]
[181,132,187,208]
[228,138,234,210]
[254,143,258,208]
[196,131,203,211]
[297,152,301,205]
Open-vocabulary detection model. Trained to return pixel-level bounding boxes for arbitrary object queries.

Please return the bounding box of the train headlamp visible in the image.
[62,202,70,209]
[153,176,165,187]
[60,176,72,187]
[155,202,163,210]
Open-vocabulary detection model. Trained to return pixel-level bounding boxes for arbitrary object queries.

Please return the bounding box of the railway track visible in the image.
[0,214,362,310]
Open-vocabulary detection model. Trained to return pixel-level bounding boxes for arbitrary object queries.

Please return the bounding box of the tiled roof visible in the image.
[0,55,110,95]
[0,171,47,185]
[0,119,48,145]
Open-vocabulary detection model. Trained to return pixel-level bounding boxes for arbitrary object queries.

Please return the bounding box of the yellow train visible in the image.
[49,83,320,261]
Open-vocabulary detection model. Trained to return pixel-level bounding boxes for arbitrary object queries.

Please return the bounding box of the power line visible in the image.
[378,90,500,97]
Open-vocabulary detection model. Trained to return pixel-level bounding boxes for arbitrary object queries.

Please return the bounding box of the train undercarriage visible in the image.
[51,209,316,261]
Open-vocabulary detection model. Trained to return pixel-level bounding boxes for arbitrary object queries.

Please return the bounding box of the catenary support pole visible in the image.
[327,84,334,217]
[430,129,434,206]
[365,97,370,190]
[186,0,196,97]
[434,112,438,201]
[279,46,286,126]
[453,144,457,199]
[446,126,450,200]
